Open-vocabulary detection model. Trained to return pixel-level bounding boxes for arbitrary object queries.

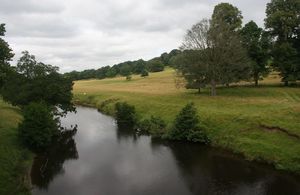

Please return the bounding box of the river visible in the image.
[31,106,300,195]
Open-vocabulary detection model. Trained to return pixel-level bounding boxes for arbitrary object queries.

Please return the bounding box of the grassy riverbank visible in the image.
[0,99,33,195]
[73,68,300,174]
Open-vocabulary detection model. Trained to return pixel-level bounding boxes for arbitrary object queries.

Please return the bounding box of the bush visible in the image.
[115,102,137,128]
[126,75,132,81]
[141,70,149,77]
[18,102,58,152]
[169,102,209,143]
[139,116,166,137]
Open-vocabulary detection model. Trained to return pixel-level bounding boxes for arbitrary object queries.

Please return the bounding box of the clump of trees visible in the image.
[176,3,251,96]
[265,0,300,86]
[63,49,182,81]
[175,1,300,95]
[0,24,75,152]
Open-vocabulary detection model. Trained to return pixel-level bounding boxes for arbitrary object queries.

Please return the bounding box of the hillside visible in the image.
[73,68,300,173]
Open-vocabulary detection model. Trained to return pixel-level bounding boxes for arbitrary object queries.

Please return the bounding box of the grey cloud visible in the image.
[0,0,64,14]
[1,0,270,72]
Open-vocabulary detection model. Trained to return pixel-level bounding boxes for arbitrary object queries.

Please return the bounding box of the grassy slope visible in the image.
[73,68,300,173]
[0,99,32,195]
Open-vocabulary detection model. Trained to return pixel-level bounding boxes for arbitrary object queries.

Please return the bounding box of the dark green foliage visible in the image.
[0,24,14,89]
[2,51,74,113]
[141,70,149,77]
[133,59,147,74]
[265,0,300,85]
[147,59,165,72]
[211,2,243,31]
[63,50,181,81]
[120,64,132,76]
[180,17,250,96]
[169,103,209,143]
[115,102,137,128]
[139,116,166,137]
[18,102,58,152]
[241,21,271,85]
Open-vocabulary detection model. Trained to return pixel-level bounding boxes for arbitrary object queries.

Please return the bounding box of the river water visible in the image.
[31,107,300,195]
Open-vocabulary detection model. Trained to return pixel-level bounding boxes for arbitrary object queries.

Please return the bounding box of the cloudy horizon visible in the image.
[1,0,269,73]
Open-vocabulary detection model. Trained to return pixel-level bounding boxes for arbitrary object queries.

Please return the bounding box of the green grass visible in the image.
[73,68,300,174]
[0,99,33,195]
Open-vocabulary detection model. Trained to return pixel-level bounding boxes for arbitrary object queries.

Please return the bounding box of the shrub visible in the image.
[126,75,132,81]
[141,70,149,77]
[18,102,58,152]
[139,116,166,137]
[169,102,209,143]
[115,102,137,128]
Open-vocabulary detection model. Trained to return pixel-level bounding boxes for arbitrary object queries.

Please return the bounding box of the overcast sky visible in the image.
[1,0,269,72]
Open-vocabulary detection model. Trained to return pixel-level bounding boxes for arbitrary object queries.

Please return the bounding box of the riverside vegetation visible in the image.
[73,68,300,173]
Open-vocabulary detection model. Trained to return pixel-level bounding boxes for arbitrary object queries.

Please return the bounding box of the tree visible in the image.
[172,50,207,93]
[211,2,243,31]
[241,21,271,86]
[133,59,147,74]
[2,51,74,114]
[180,18,250,96]
[169,103,208,143]
[265,0,300,85]
[18,102,59,151]
[147,59,165,72]
[0,24,14,89]
[141,69,149,77]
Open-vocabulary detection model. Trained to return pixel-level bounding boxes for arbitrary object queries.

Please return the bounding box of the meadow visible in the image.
[73,68,300,173]
[0,99,32,195]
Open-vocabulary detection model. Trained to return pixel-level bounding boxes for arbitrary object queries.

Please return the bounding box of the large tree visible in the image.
[265,0,300,85]
[0,24,14,89]
[2,51,74,114]
[241,21,271,86]
[211,2,243,31]
[180,17,250,96]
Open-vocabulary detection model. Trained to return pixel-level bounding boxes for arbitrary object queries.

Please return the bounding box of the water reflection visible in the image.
[161,141,300,195]
[31,129,78,189]
[31,107,300,195]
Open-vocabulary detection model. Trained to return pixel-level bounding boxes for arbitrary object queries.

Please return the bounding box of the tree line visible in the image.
[174,0,300,96]
[63,49,181,80]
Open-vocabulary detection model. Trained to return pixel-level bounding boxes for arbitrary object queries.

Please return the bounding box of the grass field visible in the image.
[73,68,300,174]
[0,99,32,195]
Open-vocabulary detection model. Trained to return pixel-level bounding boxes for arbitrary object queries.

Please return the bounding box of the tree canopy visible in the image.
[241,21,271,85]
[2,51,74,114]
[265,0,300,85]
[0,24,14,89]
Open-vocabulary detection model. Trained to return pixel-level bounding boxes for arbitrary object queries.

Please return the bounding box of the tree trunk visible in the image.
[254,73,259,86]
[198,87,201,94]
[284,80,289,86]
[211,79,216,96]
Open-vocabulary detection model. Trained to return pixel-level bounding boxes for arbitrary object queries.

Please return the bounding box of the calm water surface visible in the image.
[31,107,300,195]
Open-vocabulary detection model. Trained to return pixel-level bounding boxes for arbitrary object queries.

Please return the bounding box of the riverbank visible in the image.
[0,99,33,195]
[73,68,300,174]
